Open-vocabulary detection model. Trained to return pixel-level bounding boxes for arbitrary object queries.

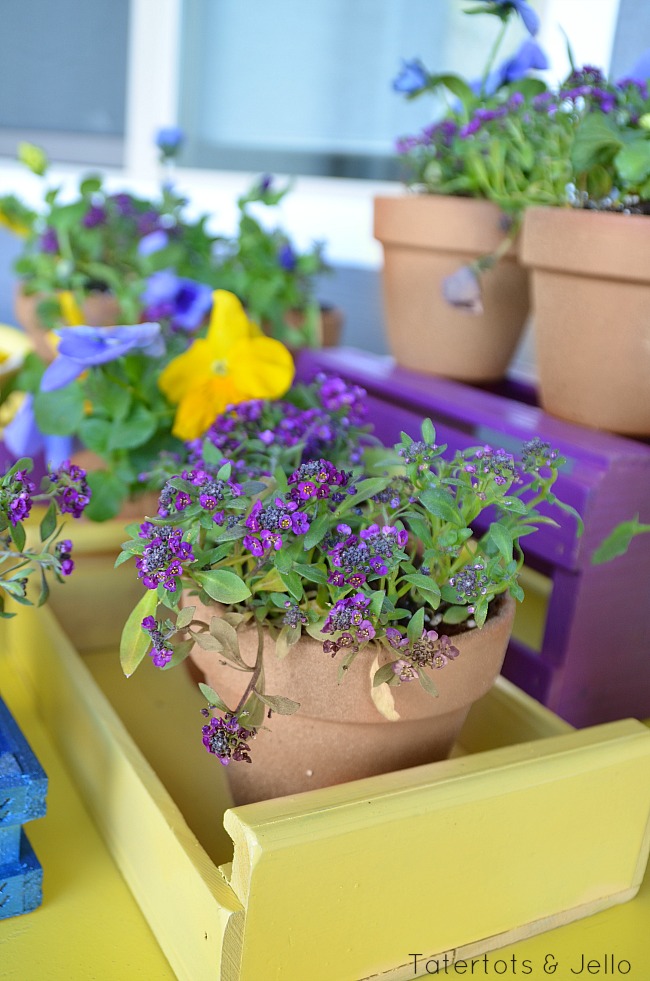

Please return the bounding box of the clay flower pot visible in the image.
[521,206,650,435]
[14,287,121,362]
[188,594,515,805]
[373,195,530,382]
[265,304,344,351]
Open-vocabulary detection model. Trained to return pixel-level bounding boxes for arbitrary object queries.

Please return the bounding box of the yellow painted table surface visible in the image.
[2,626,650,979]
[0,652,174,980]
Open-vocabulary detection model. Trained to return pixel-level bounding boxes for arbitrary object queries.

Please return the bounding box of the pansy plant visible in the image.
[120,416,581,767]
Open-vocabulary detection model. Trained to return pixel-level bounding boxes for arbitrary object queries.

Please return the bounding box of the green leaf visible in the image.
[571,112,622,173]
[373,662,399,687]
[273,549,293,574]
[303,512,330,549]
[421,418,436,444]
[193,569,251,604]
[615,139,650,184]
[198,683,229,712]
[255,692,300,715]
[338,477,389,512]
[280,570,304,602]
[292,562,327,584]
[9,519,26,552]
[175,605,196,629]
[441,605,471,625]
[108,405,157,451]
[407,607,425,644]
[120,590,158,676]
[209,616,242,658]
[417,668,439,699]
[487,524,513,561]
[39,501,57,542]
[404,573,441,605]
[592,518,650,565]
[275,623,302,659]
[84,470,127,522]
[420,487,459,524]
[78,417,112,455]
[430,72,474,107]
[33,383,85,436]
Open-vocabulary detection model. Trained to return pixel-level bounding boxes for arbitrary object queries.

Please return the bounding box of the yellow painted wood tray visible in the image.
[2,605,650,981]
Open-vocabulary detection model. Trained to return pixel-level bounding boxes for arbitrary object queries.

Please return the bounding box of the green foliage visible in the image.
[209,177,329,347]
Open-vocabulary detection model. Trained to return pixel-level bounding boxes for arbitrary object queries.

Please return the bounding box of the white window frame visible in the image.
[0,0,622,270]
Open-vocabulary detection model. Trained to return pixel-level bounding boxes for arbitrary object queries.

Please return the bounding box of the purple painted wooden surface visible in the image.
[296,348,650,727]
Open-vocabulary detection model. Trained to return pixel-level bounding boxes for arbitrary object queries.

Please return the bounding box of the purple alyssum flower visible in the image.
[201,713,256,765]
[83,204,107,228]
[40,323,164,392]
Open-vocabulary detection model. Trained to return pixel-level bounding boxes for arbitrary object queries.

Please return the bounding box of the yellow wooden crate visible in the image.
[2,604,650,981]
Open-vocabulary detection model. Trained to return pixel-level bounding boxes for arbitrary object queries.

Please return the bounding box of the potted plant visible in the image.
[520,65,650,434]
[2,291,295,522]
[209,175,339,350]
[375,0,553,382]
[1,140,218,361]
[0,454,90,917]
[119,392,581,804]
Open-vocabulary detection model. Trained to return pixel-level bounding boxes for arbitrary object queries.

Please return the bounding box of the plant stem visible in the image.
[480,18,508,98]
[235,621,264,715]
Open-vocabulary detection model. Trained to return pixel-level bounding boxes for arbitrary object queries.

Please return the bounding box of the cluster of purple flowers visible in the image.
[135,524,195,591]
[464,445,518,487]
[242,498,310,557]
[387,628,460,676]
[156,467,242,522]
[326,523,408,588]
[321,592,375,656]
[48,461,91,518]
[194,375,370,473]
[286,459,352,506]
[520,437,559,473]
[201,712,257,766]
[141,615,174,667]
[448,562,489,605]
[54,538,75,577]
[1,468,35,526]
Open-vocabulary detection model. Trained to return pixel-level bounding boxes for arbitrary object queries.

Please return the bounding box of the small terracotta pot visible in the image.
[14,287,122,362]
[188,594,515,804]
[521,207,650,435]
[373,195,530,382]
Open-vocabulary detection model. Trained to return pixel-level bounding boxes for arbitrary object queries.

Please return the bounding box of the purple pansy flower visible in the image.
[40,322,164,392]
[475,39,548,96]
[141,269,212,331]
[2,393,73,462]
[479,0,539,36]
[392,58,428,95]
[138,229,170,256]
[155,126,184,156]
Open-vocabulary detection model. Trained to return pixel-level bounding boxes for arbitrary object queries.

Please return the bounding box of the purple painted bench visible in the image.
[296,347,650,728]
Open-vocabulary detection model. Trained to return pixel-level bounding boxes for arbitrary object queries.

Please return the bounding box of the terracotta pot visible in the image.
[521,206,650,435]
[188,594,515,804]
[14,287,122,362]
[373,195,530,382]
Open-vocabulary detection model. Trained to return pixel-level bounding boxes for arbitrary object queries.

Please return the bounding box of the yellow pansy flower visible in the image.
[58,291,85,326]
[159,290,295,441]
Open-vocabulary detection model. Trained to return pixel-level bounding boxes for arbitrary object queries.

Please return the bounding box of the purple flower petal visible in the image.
[442,266,484,315]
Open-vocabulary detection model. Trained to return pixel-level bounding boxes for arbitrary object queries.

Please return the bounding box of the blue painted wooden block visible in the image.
[0,830,43,918]
[0,699,47,830]
[0,698,47,917]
